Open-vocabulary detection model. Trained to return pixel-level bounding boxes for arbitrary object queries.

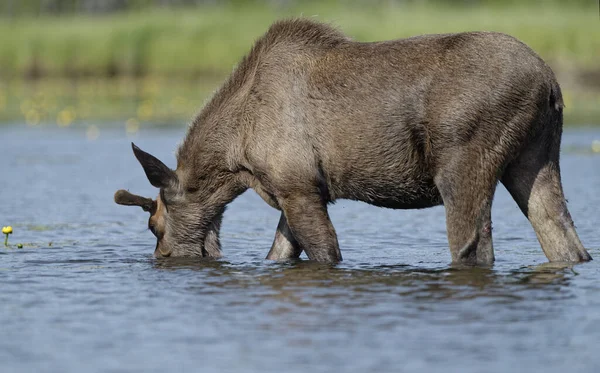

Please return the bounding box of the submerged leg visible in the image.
[279,193,341,263]
[266,213,303,260]
[502,152,591,262]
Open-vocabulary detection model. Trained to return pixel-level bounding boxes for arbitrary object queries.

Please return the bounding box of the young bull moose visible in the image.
[115,19,592,265]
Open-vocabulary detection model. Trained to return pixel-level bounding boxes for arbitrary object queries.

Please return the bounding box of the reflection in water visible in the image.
[153,257,574,308]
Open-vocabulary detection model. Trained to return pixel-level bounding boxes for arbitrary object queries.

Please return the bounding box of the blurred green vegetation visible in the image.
[0,1,599,126]
[1,2,598,78]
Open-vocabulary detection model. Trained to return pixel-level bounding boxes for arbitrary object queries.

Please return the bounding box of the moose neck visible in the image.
[177,86,248,177]
[177,33,260,180]
[172,45,257,258]
[173,116,247,258]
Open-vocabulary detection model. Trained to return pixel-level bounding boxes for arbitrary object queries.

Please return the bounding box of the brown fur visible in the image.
[115,19,591,265]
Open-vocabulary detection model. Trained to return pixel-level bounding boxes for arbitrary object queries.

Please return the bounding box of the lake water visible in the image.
[1,125,600,373]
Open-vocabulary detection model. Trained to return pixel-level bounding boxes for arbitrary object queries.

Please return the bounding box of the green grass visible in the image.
[0,2,599,125]
[0,2,598,77]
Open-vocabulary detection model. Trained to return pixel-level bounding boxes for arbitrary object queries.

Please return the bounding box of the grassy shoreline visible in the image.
[0,2,598,125]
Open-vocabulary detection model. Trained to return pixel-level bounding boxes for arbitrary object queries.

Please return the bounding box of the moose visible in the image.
[115,19,592,265]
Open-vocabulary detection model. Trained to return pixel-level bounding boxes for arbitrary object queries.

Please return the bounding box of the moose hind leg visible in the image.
[266,213,303,260]
[436,155,498,266]
[502,154,591,262]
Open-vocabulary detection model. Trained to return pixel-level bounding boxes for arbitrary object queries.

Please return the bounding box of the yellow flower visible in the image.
[2,226,12,234]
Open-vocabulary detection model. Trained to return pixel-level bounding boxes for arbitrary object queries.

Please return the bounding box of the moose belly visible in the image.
[331,172,443,209]
[323,123,443,209]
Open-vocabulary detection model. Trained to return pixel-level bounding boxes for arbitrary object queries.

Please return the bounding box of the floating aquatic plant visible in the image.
[2,226,12,246]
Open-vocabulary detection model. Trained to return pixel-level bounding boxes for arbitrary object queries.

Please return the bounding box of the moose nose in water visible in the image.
[154,245,172,258]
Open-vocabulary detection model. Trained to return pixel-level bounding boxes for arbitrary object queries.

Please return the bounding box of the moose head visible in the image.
[114,143,224,259]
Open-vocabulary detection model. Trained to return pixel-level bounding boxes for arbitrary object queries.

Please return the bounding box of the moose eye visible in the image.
[149,224,158,237]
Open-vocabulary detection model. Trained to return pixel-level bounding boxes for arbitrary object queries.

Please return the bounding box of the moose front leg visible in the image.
[279,193,342,263]
[203,214,223,258]
[266,213,303,260]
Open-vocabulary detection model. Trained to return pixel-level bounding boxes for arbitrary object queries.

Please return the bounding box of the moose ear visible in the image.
[131,143,177,189]
[114,189,156,212]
